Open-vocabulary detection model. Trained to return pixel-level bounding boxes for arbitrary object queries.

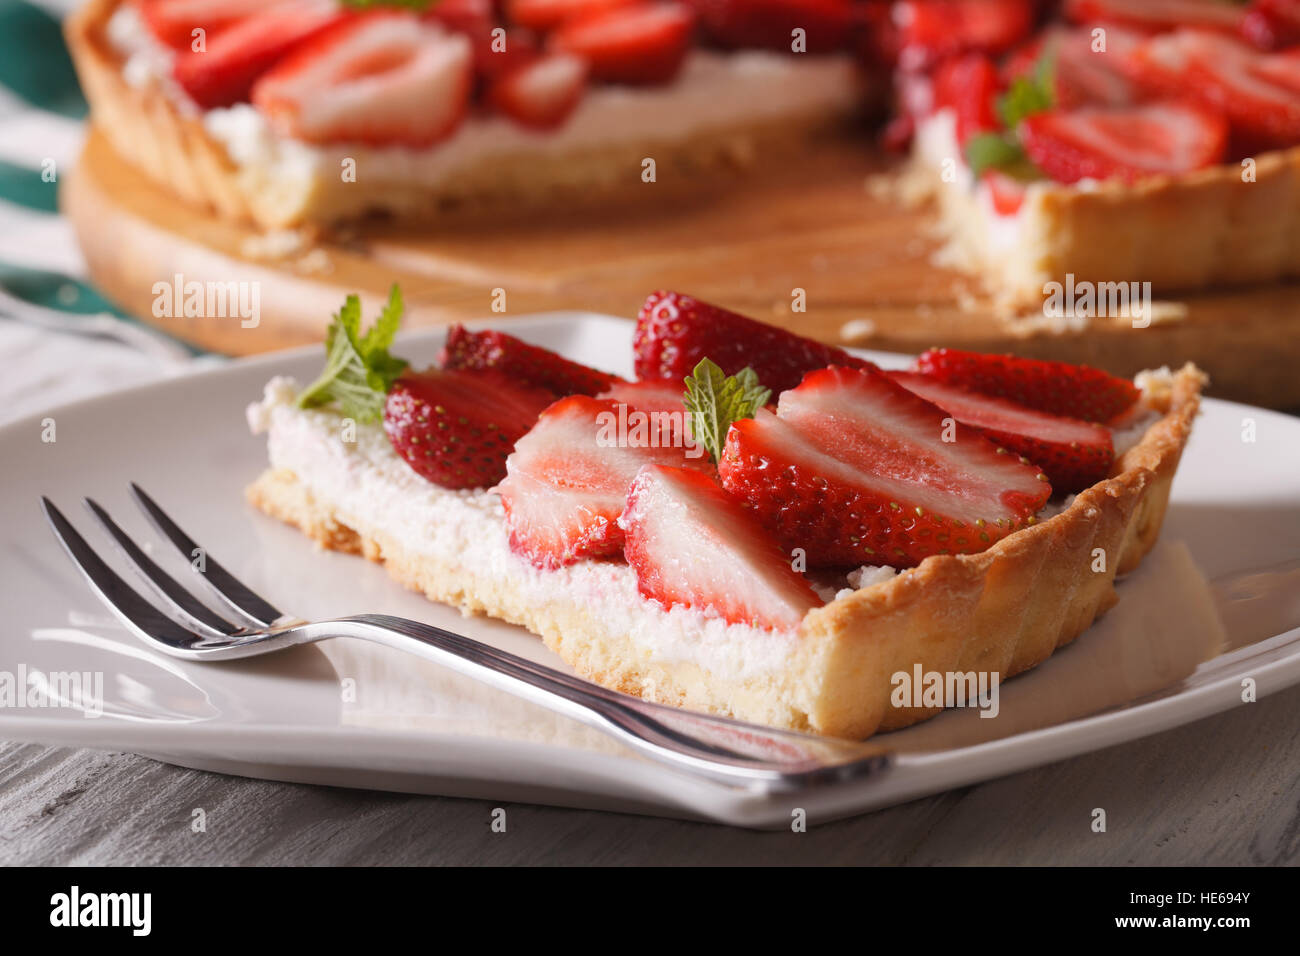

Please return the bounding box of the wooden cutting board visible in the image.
[64,126,1300,408]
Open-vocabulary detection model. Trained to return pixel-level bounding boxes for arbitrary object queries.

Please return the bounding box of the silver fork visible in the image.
[41,485,891,793]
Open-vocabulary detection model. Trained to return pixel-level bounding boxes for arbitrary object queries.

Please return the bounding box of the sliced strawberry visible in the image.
[440,325,621,397]
[1064,0,1244,35]
[982,169,1027,216]
[172,3,343,109]
[251,12,473,148]
[718,367,1051,569]
[895,0,1036,70]
[1131,29,1300,149]
[1005,26,1145,109]
[1018,101,1228,186]
[424,0,496,35]
[489,52,588,129]
[498,397,708,568]
[472,28,542,79]
[549,3,696,85]
[915,349,1140,423]
[1242,0,1300,51]
[134,0,270,50]
[383,368,555,489]
[506,0,641,31]
[932,52,1001,145]
[634,291,876,394]
[622,465,822,629]
[596,379,687,415]
[888,372,1114,493]
[688,0,855,54]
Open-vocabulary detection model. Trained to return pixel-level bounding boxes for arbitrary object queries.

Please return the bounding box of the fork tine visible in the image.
[41,497,201,648]
[129,483,283,627]
[83,498,238,637]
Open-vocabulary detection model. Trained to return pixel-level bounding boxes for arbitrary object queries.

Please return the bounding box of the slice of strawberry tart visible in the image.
[889,0,1300,305]
[247,288,1203,737]
[70,0,871,229]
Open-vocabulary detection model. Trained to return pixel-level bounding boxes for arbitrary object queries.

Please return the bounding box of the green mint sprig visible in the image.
[297,284,408,423]
[965,53,1055,180]
[683,358,771,463]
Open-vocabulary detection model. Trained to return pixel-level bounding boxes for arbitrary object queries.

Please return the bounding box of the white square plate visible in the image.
[3,314,1299,828]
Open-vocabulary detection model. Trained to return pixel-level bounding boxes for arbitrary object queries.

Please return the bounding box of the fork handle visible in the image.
[309,614,890,792]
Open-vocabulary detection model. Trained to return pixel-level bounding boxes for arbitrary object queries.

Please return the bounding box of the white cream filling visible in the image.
[109,3,862,187]
[250,380,896,680]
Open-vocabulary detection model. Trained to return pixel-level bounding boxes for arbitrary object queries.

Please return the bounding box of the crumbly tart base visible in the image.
[906,146,1300,307]
[67,0,864,230]
[247,365,1205,739]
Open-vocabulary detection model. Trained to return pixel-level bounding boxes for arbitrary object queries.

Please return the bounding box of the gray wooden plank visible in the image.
[2,685,1297,865]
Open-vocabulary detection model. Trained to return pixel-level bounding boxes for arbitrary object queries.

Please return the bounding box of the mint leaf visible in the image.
[997,53,1055,130]
[298,285,408,423]
[683,359,771,464]
[965,133,1025,179]
[340,0,435,11]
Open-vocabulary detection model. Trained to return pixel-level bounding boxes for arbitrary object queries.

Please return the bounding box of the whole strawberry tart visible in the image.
[247,287,1204,737]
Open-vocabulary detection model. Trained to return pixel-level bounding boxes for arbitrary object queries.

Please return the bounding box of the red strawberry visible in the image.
[425,0,495,35]
[596,379,686,415]
[1064,0,1244,35]
[1131,29,1300,149]
[932,52,1001,145]
[506,0,641,31]
[983,169,1027,216]
[633,291,876,394]
[1242,0,1300,51]
[472,28,542,79]
[621,465,822,629]
[687,0,855,54]
[1018,101,1228,186]
[383,368,555,489]
[549,4,696,85]
[134,0,270,50]
[895,0,1036,70]
[251,12,473,147]
[440,325,621,396]
[498,397,708,568]
[718,367,1052,569]
[915,349,1140,423]
[888,372,1114,493]
[489,52,588,129]
[172,3,343,109]
[1003,26,1145,109]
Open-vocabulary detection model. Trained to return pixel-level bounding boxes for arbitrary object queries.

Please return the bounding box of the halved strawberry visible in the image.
[597,379,687,415]
[506,0,641,31]
[172,3,343,109]
[489,52,588,129]
[688,0,855,54]
[633,291,876,394]
[1064,0,1244,35]
[895,0,1036,70]
[915,349,1140,423]
[1242,0,1300,51]
[549,3,696,85]
[251,12,473,147]
[440,325,621,396]
[134,0,269,50]
[718,367,1051,569]
[932,52,1001,145]
[1018,101,1228,186]
[622,465,822,629]
[498,396,708,568]
[1131,29,1300,149]
[888,372,1114,493]
[383,368,555,489]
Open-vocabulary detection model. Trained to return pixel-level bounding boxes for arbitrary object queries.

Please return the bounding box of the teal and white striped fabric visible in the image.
[0,0,207,425]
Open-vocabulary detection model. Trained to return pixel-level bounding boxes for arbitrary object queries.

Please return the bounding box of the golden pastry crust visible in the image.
[247,365,1204,738]
[67,0,863,230]
[909,140,1300,306]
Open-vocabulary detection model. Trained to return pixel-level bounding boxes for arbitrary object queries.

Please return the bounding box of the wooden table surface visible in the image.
[4,683,1297,865]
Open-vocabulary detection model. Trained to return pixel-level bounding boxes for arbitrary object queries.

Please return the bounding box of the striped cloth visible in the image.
[0,0,210,426]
